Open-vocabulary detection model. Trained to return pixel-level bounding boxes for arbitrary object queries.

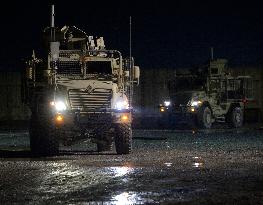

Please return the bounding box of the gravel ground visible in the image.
[0,128,263,204]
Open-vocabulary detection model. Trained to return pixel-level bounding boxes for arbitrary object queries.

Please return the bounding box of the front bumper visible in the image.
[160,105,200,114]
[159,105,199,123]
[52,110,132,127]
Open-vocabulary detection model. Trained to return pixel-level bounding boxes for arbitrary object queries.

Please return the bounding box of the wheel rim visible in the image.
[235,112,241,123]
[204,107,212,127]
[233,108,242,126]
[206,112,211,123]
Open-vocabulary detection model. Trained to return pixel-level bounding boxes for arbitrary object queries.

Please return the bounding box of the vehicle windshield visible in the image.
[86,61,112,75]
[168,75,206,92]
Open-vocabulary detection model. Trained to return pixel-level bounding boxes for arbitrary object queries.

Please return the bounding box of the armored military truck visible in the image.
[159,59,253,129]
[23,6,140,156]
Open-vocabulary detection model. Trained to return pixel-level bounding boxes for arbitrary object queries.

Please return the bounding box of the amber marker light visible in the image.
[160,108,165,112]
[55,114,64,124]
[121,114,129,122]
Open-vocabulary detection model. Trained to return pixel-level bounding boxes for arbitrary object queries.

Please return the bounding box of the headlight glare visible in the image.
[50,101,67,111]
[164,101,171,106]
[116,100,129,110]
[55,101,67,111]
[191,100,202,106]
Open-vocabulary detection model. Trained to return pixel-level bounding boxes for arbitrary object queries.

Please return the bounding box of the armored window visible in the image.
[210,67,218,75]
[86,61,112,75]
[242,78,253,99]
[227,79,236,99]
[56,61,82,75]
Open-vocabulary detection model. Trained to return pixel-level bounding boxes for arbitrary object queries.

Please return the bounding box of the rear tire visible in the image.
[197,105,212,129]
[97,142,112,152]
[114,123,132,155]
[30,115,59,157]
[97,136,113,152]
[227,106,243,128]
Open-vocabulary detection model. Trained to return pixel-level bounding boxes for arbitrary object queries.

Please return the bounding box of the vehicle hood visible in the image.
[56,79,116,91]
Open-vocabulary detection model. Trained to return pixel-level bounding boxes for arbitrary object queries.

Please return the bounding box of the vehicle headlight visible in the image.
[164,101,171,106]
[50,101,67,111]
[115,100,129,110]
[191,100,202,107]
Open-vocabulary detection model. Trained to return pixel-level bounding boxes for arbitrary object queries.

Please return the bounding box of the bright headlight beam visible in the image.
[116,100,128,110]
[164,101,171,106]
[55,101,67,111]
[191,101,202,106]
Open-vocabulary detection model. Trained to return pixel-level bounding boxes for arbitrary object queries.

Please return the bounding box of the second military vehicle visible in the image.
[159,59,253,129]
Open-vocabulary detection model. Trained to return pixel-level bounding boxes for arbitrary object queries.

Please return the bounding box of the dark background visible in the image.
[1,1,263,69]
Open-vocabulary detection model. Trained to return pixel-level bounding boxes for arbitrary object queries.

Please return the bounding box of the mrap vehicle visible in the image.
[22,6,140,156]
[159,59,253,129]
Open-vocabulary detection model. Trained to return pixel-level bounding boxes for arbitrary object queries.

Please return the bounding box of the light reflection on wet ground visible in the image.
[0,128,263,204]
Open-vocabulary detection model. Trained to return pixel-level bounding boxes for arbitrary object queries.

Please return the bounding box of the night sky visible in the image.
[1,1,263,70]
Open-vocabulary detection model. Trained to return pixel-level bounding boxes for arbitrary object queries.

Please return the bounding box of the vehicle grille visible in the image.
[171,93,192,107]
[68,89,112,112]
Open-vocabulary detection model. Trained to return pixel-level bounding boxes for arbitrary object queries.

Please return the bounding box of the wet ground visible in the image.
[0,128,263,204]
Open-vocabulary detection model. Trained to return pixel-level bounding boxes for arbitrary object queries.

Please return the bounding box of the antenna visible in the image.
[129,16,132,64]
[128,16,134,138]
[51,5,55,28]
[210,47,214,60]
[51,5,55,41]
[129,16,133,107]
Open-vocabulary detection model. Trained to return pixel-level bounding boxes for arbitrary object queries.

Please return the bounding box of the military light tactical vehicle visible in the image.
[23,6,140,156]
[160,59,253,129]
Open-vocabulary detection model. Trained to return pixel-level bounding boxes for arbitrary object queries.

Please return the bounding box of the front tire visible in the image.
[114,123,132,154]
[197,105,212,129]
[97,142,112,152]
[97,134,113,152]
[30,115,59,157]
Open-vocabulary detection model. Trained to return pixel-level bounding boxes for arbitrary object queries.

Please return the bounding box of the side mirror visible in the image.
[133,66,140,85]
